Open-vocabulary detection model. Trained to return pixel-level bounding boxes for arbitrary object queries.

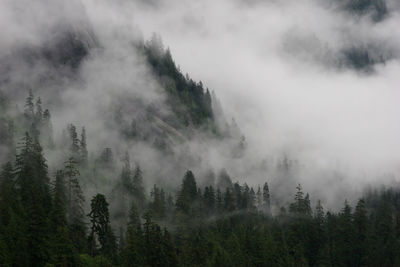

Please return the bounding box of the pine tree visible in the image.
[217,169,232,190]
[263,182,271,215]
[42,109,54,147]
[123,203,144,266]
[223,188,235,212]
[150,185,166,219]
[249,187,256,211]
[49,170,76,266]
[203,186,216,215]
[88,194,117,260]
[35,97,43,122]
[256,185,262,211]
[353,199,367,266]
[0,162,28,266]
[216,188,223,212]
[176,170,198,214]
[162,228,179,267]
[121,152,132,194]
[68,124,80,156]
[290,184,311,216]
[132,164,145,209]
[24,89,34,119]
[80,127,88,165]
[64,158,85,225]
[15,133,52,265]
[64,158,86,252]
[337,200,355,266]
[313,200,328,266]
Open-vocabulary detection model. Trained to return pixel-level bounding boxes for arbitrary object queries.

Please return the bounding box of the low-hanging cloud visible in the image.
[124,0,400,204]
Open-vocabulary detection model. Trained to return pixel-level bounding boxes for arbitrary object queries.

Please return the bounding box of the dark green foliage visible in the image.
[63,158,87,253]
[144,34,214,127]
[49,171,76,266]
[21,90,54,147]
[176,170,198,214]
[88,194,117,260]
[80,127,88,165]
[15,133,52,265]
[3,93,400,267]
[149,185,166,219]
[263,182,271,214]
[132,164,145,209]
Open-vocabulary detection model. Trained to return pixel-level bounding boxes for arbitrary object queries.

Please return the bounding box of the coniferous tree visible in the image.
[256,185,262,211]
[149,185,166,219]
[354,198,368,266]
[132,164,145,209]
[68,124,80,156]
[0,162,28,266]
[80,127,88,165]
[337,200,355,266]
[49,170,76,266]
[42,109,54,147]
[176,170,198,214]
[217,169,232,190]
[64,158,86,252]
[123,203,144,266]
[263,182,271,215]
[64,158,85,225]
[223,188,235,212]
[35,97,43,122]
[88,194,117,260]
[24,90,34,120]
[15,133,52,265]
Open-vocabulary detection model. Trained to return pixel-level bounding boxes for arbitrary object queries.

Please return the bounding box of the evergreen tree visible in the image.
[35,97,43,121]
[80,127,88,165]
[24,89,34,119]
[42,109,54,147]
[64,158,86,253]
[132,164,145,209]
[0,162,28,266]
[123,203,144,266]
[223,188,235,212]
[15,133,52,265]
[68,124,80,156]
[176,170,198,214]
[149,185,166,219]
[88,194,117,260]
[64,158,85,226]
[263,182,271,215]
[354,199,368,266]
[217,169,232,190]
[49,170,76,266]
[256,185,262,211]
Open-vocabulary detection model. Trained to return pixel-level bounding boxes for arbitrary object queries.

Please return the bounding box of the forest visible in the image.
[1,0,400,266]
[0,90,400,267]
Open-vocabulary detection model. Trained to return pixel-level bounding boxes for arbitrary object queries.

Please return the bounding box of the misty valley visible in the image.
[1,0,400,266]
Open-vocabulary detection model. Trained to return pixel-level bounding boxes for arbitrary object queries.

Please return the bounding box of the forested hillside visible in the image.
[1,0,400,266]
[1,132,400,266]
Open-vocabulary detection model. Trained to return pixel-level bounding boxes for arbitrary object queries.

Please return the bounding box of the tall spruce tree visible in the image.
[64,158,86,252]
[176,170,198,214]
[15,133,52,265]
[88,194,117,260]
[263,182,271,215]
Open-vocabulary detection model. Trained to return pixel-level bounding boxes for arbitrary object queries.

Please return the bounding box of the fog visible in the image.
[1,0,400,210]
[128,0,400,192]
